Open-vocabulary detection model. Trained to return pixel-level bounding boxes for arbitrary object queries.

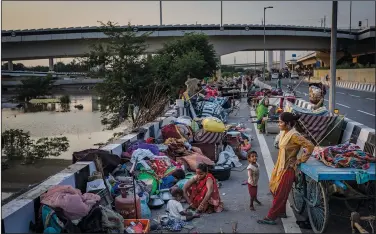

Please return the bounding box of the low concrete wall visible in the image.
[314,68,376,84]
[1,107,178,233]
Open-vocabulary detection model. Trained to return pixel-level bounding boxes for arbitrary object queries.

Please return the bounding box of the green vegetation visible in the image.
[1,129,69,165]
[18,74,54,101]
[86,21,219,129]
[59,95,71,104]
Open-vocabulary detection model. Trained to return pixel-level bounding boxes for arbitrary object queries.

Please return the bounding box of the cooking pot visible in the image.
[148,195,164,209]
[159,188,172,202]
[160,215,170,226]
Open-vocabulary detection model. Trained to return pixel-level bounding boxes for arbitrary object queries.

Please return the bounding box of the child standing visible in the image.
[247,151,262,210]
[166,187,200,221]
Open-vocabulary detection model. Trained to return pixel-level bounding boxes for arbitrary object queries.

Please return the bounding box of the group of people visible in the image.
[165,110,314,226]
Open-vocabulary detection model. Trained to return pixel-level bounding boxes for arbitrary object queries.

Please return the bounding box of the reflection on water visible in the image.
[2,94,130,160]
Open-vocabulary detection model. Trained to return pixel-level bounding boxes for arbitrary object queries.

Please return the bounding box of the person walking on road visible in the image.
[257,112,314,225]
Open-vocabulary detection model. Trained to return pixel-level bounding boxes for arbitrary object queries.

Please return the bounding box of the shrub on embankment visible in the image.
[84,21,219,130]
[1,129,69,166]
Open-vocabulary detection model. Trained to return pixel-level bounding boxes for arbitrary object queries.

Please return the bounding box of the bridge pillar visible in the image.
[7,61,13,71]
[267,51,273,72]
[49,58,54,71]
[279,51,286,69]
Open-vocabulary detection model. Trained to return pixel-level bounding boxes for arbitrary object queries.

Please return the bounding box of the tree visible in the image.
[85,21,165,130]
[18,74,54,101]
[1,129,69,165]
[151,33,219,96]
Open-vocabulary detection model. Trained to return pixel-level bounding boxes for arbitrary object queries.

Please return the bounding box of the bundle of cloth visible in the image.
[40,185,101,221]
[205,86,219,98]
[309,82,326,110]
[311,143,375,169]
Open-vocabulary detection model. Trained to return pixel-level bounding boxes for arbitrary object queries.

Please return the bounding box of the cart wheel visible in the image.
[291,170,306,214]
[307,180,329,233]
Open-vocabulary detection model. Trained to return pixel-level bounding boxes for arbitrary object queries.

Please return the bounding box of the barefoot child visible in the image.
[247,151,262,210]
[167,187,200,221]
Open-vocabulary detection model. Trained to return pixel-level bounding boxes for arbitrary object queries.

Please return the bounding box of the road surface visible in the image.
[265,78,375,128]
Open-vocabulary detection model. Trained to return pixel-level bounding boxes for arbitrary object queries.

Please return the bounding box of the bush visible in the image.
[59,95,71,104]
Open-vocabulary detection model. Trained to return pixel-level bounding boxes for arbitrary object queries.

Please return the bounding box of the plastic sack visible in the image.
[216,145,242,168]
[202,117,225,133]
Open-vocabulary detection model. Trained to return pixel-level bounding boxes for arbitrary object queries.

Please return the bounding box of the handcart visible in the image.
[292,158,376,233]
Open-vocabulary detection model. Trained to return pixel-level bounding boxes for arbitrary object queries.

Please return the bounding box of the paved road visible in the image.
[265,78,376,128]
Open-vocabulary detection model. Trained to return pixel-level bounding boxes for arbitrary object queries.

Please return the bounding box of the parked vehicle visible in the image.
[290,72,299,79]
[271,73,279,79]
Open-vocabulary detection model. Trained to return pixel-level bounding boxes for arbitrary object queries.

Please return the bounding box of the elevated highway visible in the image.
[2,24,374,61]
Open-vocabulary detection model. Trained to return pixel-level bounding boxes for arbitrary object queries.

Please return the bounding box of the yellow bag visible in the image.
[202,117,225,133]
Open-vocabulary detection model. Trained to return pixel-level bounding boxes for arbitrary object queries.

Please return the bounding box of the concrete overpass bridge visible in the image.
[2,24,374,71]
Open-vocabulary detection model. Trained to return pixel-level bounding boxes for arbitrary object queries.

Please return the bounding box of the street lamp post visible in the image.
[329,1,338,113]
[160,1,162,26]
[262,6,273,81]
[221,1,223,27]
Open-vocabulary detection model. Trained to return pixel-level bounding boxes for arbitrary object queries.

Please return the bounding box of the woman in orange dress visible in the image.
[183,163,224,213]
[258,112,314,225]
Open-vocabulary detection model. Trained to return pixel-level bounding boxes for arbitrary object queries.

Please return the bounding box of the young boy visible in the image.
[247,151,262,210]
[166,187,200,221]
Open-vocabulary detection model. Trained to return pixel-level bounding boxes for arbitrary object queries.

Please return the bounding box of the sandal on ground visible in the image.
[279,213,287,218]
[255,200,262,206]
[257,218,277,225]
[249,205,255,211]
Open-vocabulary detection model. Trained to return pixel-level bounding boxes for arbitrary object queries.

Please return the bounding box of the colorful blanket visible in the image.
[311,143,375,169]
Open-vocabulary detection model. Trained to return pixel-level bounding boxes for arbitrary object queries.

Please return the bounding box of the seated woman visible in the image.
[183,163,224,214]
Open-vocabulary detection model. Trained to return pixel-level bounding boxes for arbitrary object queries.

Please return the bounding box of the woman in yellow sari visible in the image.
[258,112,314,225]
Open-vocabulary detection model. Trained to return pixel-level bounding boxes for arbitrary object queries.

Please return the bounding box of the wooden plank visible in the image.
[300,158,376,182]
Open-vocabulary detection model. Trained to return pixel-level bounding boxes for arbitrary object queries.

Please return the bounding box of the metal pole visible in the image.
[366,19,369,27]
[324,15,326,32]
[159,1,162,26]
[329,1,338,113]
[349,1,352,34]
[254,51,256,75]
[263,8,266,80]
[221,1,223,27]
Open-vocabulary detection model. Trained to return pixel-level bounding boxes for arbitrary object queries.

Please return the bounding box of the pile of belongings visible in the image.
[223,123,253,161]
[309,82,326,109]
[270,88,283,96]
[205,86,219,99]
[194,100,229,123]
[284,100,329,116]
[311,143,375,169]
[31,185,125,233]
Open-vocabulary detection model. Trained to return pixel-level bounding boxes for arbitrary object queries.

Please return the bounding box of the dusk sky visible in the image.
[2,1,375,66]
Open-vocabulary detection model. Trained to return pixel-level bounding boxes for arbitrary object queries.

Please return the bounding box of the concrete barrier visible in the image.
[1,107,178,233]
[304,77,375,93]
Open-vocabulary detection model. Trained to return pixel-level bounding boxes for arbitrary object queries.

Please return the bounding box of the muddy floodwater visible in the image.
[2,95,130,161]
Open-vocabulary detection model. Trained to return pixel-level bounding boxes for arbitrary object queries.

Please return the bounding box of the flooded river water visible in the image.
[2,94,130,161]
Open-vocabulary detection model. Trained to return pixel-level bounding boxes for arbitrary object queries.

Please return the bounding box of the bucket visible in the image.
[176,99,184,108]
